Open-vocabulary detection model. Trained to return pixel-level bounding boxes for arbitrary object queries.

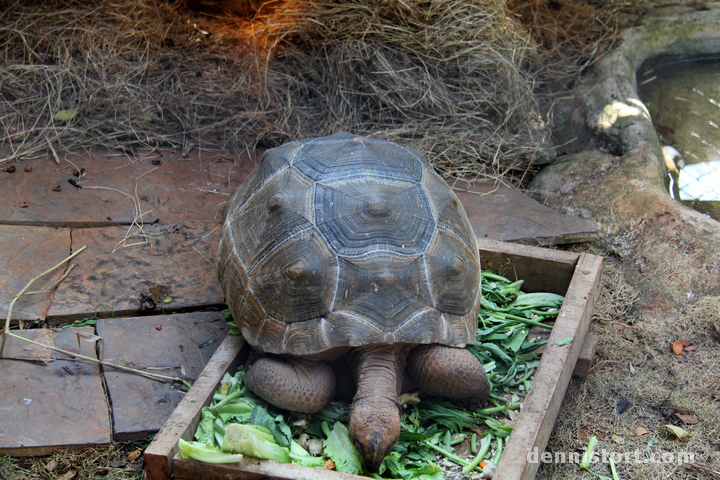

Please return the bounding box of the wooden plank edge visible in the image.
[144,333,246,480]
[511,230,599,247]
[174,455,368,480]
[46,303,227,325]
[572,334,599,379]
[0,441,113,458]
[476,238,581,266]
[493,252,603,480]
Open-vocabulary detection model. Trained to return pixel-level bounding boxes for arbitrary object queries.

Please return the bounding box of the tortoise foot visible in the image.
[245,356,336,413]
[407,344,490,411]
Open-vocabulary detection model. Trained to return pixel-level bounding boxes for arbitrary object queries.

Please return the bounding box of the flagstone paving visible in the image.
[0,327,112,456]
[0,149,598,456]
[46,222,224,323]
[96,312,229,441]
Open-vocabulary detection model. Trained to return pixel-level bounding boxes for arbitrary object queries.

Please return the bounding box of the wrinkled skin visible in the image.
[244,343,490,472]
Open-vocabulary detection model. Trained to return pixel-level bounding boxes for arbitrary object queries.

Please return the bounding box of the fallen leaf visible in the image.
[128,449,142,461]
[57,471,76,480]
[155,324,163,331]
[611,434,625,445]
[634,427,649,436]
[659,424,692,440]
[323,459,336,470]
[670,340,684,355]
[578,426,593,440]
[711,322,720,342]
[675,413,698,424]
[76,331,105,362]
[53,109,77,122]
[46,459,56,471]
[681,338,691,346]
[684,344,699,351]
[553,337,574,346]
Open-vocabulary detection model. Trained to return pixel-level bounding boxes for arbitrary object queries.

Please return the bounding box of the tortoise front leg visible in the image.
[406,344,490,410]
[245,356,336,413]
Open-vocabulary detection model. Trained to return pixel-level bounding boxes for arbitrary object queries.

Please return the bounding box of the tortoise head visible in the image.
[348,395,401,472]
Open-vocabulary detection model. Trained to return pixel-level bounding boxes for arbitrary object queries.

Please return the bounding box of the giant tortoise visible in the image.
[217,132,490,471]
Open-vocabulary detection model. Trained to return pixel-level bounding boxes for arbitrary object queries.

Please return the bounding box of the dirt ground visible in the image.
[2,1,720,479]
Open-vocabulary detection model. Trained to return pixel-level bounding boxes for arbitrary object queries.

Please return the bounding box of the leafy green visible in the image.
[289,441,327,467]
[510,292,564,309]
[413,401,477,433]
[178,438,243,464]
[222,423,291,463]
[195,407,216,445]
[324,422,364,475]
[380,452,444,480]
[248,405,292,447]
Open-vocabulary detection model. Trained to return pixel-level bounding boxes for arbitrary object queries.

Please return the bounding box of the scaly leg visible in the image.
[407,344,490,410]
[245,355,336,413]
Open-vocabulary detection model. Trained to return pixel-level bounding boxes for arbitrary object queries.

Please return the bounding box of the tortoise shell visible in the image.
[217,132,481,355]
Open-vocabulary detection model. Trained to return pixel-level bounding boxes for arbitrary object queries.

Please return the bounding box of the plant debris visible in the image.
[0,0,617,182]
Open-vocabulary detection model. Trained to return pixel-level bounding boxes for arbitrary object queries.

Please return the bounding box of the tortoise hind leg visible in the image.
[406,344,490,410]
[245,356,336,413]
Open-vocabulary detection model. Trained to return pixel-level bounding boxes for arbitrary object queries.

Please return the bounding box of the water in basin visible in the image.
[638,57,720,221]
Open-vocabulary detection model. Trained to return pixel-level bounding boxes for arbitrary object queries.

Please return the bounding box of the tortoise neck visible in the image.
[347,344,409,471]
[348,344,408,405]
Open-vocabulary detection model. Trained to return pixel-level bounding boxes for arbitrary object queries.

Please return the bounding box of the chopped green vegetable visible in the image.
[222,423,291,463]
[178,438,243,464]
[324,422,364,475]
[462,434,492,474]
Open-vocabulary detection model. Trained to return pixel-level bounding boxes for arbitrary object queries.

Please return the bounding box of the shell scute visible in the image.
[315,177,435,257]
[333,254,431,334]
[250,228,338,324]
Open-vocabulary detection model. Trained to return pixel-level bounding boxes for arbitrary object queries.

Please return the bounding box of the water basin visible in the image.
[638,57,720,220]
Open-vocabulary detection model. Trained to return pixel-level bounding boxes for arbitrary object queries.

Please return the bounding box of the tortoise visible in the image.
[217,132,490,471]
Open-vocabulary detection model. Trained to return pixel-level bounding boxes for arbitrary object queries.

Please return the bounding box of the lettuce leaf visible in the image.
[222,423,291,463]
[324,422,364,475]
[178,439,243,464]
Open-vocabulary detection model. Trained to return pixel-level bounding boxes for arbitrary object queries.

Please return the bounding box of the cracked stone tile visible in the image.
[47,222,223,322]
[0,327,112,455]
[0,225,72,322]
[0,149,257,227]
[95,312,230,440]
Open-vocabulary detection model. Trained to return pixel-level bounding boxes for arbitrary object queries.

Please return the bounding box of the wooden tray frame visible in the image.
[145,239,603,480]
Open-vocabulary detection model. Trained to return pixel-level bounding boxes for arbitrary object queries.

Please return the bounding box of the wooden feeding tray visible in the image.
[145,239,603,480]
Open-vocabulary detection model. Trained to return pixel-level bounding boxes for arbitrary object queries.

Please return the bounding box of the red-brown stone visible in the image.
[0,327,112,456]
[95,312,230,440]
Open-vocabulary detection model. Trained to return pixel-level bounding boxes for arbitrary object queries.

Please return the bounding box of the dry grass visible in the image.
[537,254,720,479]
[0,0,617,182]
[0,443,145,480]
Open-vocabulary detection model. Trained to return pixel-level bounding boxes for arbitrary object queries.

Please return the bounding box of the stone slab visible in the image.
[0,149,257,227]
[95,312,230,440]
[0,225,72,321]
[0,327,112,456]
[47,222,224,322]
[450,180,598,245]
